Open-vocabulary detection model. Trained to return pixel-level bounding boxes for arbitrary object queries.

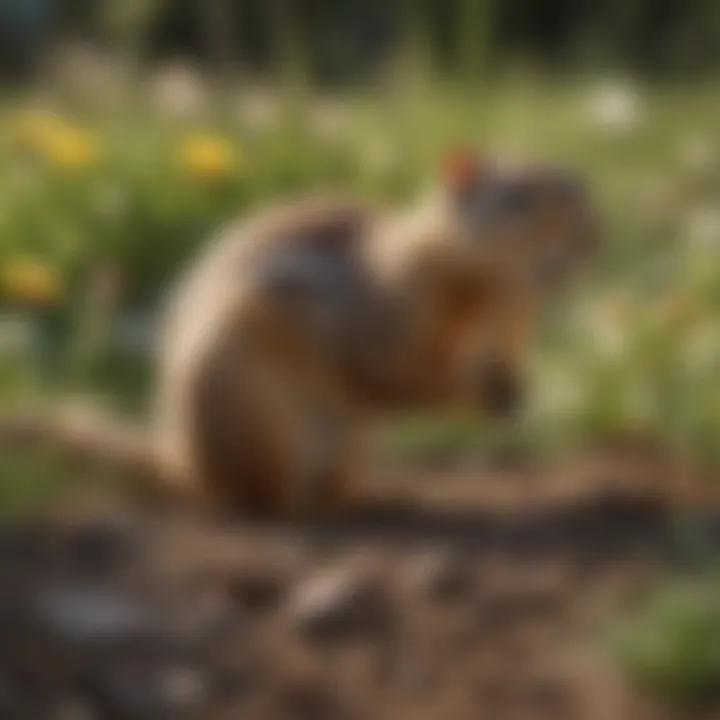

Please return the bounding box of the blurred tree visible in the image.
[457,0,492,81]
[3,0,720,86]
[201,0,236,79]
[0,0,52,81]
[100,0,164,76]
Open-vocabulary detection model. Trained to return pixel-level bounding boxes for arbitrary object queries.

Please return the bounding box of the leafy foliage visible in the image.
[609,576,720,704]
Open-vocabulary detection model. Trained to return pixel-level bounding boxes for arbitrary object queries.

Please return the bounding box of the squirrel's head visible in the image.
[439,148,601,290]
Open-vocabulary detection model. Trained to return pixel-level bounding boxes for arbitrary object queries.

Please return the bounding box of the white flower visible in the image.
[585,80,642,133]
[593,321,628,358]
[685,206,720,250]
[574,296,631,359]
[310,99,349,143]
[679,134,716,172]
[237,89,278,131]
[359,134,398,176]
[152,63,206,119]
[51,44,126,106]
[533,365,586,419]
[0,313,39,357]
[681,327,720,373]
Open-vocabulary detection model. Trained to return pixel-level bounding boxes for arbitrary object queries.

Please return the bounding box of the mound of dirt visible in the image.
[0,461,719,720]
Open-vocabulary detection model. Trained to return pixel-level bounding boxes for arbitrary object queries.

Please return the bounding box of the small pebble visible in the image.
[290,565,394,641]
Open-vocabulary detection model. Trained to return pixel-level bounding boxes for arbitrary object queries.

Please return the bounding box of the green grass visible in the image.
[608,574,720,705]
[2,76,720,509]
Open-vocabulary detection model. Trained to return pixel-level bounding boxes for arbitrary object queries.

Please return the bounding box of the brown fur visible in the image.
[0,157,599,518]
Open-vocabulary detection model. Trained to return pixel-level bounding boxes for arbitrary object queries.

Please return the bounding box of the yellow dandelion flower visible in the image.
[179,133,236,181]
[2,258,63,305]
[8,109,65,152]
[8,110,100,169]
[44,125,100,169]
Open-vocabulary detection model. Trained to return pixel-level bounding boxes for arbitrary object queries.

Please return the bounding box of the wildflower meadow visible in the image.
[1,3,720,712]
[1,75,720,508]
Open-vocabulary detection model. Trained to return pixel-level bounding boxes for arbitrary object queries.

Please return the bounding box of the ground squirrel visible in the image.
[0,151,600,517]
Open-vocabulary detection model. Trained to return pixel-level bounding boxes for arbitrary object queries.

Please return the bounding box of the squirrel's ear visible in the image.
[440,147,487,193]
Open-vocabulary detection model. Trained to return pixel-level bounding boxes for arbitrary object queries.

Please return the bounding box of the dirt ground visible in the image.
[1,452,719,720]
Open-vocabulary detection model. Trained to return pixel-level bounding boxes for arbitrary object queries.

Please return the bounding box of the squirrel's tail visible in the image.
[0,403,177,502]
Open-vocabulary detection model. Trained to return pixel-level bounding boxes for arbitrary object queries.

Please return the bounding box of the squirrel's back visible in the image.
[151,194,378,486]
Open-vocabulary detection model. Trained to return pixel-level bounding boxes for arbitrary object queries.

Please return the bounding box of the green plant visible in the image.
[609,576,720,704]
